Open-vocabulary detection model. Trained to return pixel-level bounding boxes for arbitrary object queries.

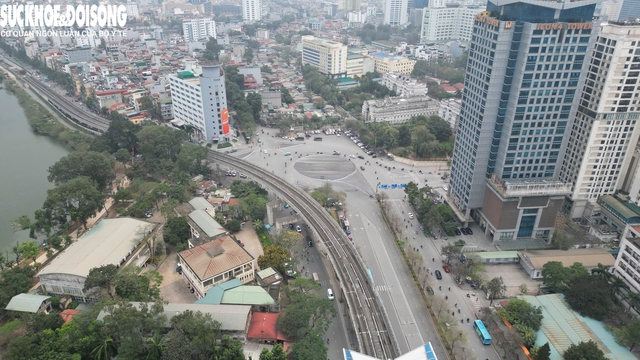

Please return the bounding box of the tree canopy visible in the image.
[47,151,115,190]
[563,341,607,360]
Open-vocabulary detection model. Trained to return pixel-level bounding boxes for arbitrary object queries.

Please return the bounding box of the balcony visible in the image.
[487,173,572,198]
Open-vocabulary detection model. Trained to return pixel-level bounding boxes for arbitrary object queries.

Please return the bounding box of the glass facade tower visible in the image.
[449,0,599,217]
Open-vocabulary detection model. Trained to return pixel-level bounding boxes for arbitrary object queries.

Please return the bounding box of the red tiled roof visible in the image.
[60,309,81,323]
[246,312,291,341]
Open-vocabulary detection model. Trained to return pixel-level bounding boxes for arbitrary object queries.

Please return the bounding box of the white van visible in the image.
[327,288,335,300]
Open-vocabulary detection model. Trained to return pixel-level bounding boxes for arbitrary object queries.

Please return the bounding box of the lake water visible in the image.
[0,86,70,259]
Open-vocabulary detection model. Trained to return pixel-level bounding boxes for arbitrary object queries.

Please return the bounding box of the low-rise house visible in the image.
[518,248,615,279]
[178,235,256,299]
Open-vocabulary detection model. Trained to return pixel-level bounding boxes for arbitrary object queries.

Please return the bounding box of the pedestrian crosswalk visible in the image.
[375,285,390,292]
[467,293,483,311]
[388,172,409,179]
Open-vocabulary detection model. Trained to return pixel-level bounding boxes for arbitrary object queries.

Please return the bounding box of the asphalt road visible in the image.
[224,129,499,359]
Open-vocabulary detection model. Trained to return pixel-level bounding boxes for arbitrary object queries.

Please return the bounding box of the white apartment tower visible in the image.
[384,0,408,26]
[559,21,640,218]
[182,18,217,43]
[168,64,230,142]
[243,0,262,22]
[125,2,139,18]
[420,4,485,43]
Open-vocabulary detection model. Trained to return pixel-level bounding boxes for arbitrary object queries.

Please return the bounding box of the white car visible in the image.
[408,213,414,219]
[327,288,335,300]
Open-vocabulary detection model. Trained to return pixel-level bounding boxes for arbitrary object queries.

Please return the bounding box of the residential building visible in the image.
[348,11,368,24]
[345,0,361,11]
[599,0,623,21]
[448,0,598,240]
[382,72,428,96]
[308,18,325,30]
[598,194,640,232]
[362,95,439,123]
[178,235,256,299]
[346,53,375,76]
[243,0,261,22]
[559,21,640,218]
[614,223,640,294]
[439,98,462,129]
[420,4,485,43]
[238,65,263,85]
[370,53,416,74]
[168,64,230,142]
[159,96,173,120]
[62,46,92,63]
[301,36,348,78]
[38,218,156,302]
[618,0,640,20]
[182,18,217,42]
[409,8,424,27]
[384,0,408,25]
[260,88,282,108]
[95,89,126,109]
[126,2,139,18]
[519,248,615,279]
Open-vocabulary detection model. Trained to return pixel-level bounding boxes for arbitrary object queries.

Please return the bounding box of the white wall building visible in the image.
[182,18,217,43]
[126,2,139,18]
[362,96,439,124]
[600,0,623,20]
[382,72,428,97]
[243,0,262,22]
[559,22,640,218]
[439,98,462,130]
[301,36,348,78]
[384,0,408,26]
[168,64,231,142]
[420,4,484,43]
[614,223,640,295]
[38,218,156,302]
[348,11,368,24]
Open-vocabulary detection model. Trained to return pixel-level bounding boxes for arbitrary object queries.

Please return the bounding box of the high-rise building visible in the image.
[618,0,640,20]
[559,21,640,218]
[420,4,485,43]
[344,0,361,12]
[448,0,598,241]
[599,0,623,21]
[243,0,261,22]
[168,64,230,142]
[182,18,217,43]
[125,2,139,18]
[301,36,348,78]
[384,0,408,25]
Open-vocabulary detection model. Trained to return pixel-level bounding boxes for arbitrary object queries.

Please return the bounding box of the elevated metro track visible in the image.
[209,151,398,358]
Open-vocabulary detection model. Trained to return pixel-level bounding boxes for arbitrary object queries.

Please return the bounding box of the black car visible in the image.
[454,228,461,235]
[466,227,473,235]
[358,155,365,159]
[289,223,295,230]
[360,166,365,170]
[308,241,313,247]
[435,270,442,280]
[460,227,468,235]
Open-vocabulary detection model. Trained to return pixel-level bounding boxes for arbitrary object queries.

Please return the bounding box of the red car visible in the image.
[442,264,451,273]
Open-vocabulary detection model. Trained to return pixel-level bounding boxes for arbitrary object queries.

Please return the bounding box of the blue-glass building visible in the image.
[448,0,598,241]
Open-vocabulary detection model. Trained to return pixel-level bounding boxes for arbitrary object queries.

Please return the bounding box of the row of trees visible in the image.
[404,182,458,236]
[225,66,262,131]
[345,115,453,159]
[4,302,246,360]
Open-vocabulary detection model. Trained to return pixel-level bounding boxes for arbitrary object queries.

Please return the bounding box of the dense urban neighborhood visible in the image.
[0,0,640,359]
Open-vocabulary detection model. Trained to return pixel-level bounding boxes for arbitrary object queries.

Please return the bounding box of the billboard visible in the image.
[221,108,229,134]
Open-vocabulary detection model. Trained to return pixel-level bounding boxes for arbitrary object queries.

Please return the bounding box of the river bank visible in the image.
[0,69,93,151]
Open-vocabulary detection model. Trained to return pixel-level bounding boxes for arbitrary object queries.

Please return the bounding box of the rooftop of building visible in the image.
[343,343,438,360]
[98,302,251,331]
[521,294,634,359]
[487,174,572,198]
[38,218,155,278]
[188,209,226,238]
[247,312,291,341]
[178,235,253,281]
[518,248,615,269]
[599,195,640,223]
[5,294,51,313]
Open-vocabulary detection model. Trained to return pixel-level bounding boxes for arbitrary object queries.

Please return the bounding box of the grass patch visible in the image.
[257,228,274,247]
[0,321,23,334]
[217,142,232,149]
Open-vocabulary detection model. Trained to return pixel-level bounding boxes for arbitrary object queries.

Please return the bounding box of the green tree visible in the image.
[203,38,222,61]
[258,245,289,274]
[0,266,36,315]
[24,311,65,333]
[533,342,551,360]
[563,341,606,360]
[41,176,106,228]
[114,148,132,163]
[288,332,327,360]
[550,230,572,250]
[617,316,640,351]
[226,219,242,232]
[564,275,615,320]
[47,151,116,190]
[500,298,544,331]
[102,117,141,154]
[175,144,209,175]
[260,343,287,360]
[253,219,264,231]
[84,264,119,299]
[113,266,163,302]
[163,216,191,247]
[426,115,452,142]
[486,277,507,306]
[18,241,39,263]
[541,261,588,293]
[240,193,268,221]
